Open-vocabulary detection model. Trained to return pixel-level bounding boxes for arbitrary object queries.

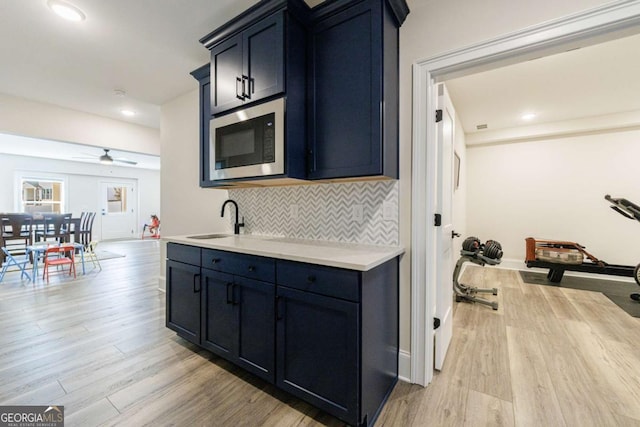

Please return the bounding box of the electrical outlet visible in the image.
[289,204,299,219]
[383,201,396,221]
[352,204,364,223]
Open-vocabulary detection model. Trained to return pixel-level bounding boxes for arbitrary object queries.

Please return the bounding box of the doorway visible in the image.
[410,1,640,386]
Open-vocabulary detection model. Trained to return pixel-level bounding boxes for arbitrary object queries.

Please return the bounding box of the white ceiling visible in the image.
[0,133,160,170]
[0,0,264,129]
[1,0,639,164]
[446,32,640,135]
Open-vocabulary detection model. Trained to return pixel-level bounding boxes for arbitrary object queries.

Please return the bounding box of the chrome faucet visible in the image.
[221,199,245,235]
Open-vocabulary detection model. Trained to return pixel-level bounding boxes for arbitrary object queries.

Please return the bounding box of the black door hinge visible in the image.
[435,109,443,123]
[434,213,442,227]
[434,317,441,330]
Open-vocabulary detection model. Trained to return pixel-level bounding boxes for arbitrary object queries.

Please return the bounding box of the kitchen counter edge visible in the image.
[163,234,404,271]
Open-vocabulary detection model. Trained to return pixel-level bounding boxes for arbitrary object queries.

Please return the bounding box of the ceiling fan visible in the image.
[73,148,138,165]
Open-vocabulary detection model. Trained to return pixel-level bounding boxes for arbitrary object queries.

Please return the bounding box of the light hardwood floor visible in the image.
[1,241,640,426]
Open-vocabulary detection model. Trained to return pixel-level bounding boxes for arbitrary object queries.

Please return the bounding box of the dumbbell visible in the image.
[462,236,481,252]
[483,240,503,260]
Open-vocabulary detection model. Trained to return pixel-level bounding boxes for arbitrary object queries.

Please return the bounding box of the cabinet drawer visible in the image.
[276,260,360,302]
[202,248,275,282]
[167,243,201,266]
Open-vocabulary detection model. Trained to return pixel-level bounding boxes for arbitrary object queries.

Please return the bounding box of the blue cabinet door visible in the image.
[243,12,284,104]
[235,276,275,383]
[276,285,360,426]
[201,269,275,383]
[308,0,383,179]
[210,34,244,115]
[201,269,237,358]
[166,260,201,345]
[211,13,285,116]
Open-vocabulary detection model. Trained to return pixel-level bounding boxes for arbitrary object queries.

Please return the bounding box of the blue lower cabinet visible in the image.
[275,259,399,427]
[166,243,398,427]
[166,259,201,346]
[276,286,360,425]
[201,270,236,358]
[234,276,275,381]
[201,268,275,383]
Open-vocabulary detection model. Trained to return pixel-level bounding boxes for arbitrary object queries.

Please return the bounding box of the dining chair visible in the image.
[0,214,33,264]
[36,213,72,244]
[84,240,102,271]
[78,212,96,248]
[42,245,76,282]
[0,247,32,282]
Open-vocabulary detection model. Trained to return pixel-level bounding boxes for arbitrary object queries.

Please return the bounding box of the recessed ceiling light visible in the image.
[521,113,537,121]
[47,0,86,22]
[121,109,136,117]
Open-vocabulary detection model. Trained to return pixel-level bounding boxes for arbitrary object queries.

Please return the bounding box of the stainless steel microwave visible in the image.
[209,97,284,180]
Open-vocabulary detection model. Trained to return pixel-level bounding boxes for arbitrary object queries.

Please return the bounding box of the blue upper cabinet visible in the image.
[243,14,285,106]
[308,0,408,180]
[196,0,309,187]
[201,0,308,117]
[209,34,244,114]
[209,13,285,115]
[194,0,409,186]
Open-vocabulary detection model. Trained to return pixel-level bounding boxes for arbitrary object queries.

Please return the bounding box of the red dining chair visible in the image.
[43,245,76,282]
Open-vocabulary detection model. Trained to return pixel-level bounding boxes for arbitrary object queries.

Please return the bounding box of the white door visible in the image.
[100,182,137,240]
[434,83,456,370]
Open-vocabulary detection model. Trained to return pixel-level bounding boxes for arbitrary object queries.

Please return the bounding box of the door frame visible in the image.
[410,0,640,386]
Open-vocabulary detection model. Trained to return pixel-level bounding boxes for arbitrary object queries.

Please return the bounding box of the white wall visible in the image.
[398,0,613,356]
[159,88,230,288]
[160,88,230,237]
[467,128,640,266]
[0,93,160,155]
[0,153,160,241]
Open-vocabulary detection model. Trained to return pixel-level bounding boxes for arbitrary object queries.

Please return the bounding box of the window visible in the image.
[106,185,128,213]
[21,179,64,214]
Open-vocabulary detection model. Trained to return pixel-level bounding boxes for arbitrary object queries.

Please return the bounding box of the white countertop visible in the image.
[164,234,404,271]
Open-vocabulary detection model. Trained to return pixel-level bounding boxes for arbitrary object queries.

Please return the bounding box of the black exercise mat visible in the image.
[519,270,640,318]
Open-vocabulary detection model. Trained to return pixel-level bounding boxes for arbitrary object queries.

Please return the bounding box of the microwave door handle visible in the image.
[236,77,244,101]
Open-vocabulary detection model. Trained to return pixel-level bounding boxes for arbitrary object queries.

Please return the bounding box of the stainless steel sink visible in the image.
[186,233,230,239]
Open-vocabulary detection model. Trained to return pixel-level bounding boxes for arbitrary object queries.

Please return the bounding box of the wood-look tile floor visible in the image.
[377,265,640,427]
[1,241,640,426]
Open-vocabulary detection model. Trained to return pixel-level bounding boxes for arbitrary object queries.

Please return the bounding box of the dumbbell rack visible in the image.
[453,248,500,310]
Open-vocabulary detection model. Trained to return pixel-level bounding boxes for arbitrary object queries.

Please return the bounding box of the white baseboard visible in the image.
[398,349,411,383]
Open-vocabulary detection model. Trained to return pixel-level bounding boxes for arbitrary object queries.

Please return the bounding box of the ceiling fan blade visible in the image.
[114,158,138,165]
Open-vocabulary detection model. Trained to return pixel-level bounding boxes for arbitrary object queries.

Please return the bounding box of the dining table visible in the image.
[26,242,86,279]
[0,213,83,263]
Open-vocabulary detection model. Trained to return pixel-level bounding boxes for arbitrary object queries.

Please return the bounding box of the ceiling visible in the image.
[0,0,269,129]
[446,32,640,135]
[1,0,639,165]
[0,133,160,170]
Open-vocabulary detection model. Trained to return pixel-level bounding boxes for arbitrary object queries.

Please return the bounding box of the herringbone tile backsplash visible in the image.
[227,180,399,246]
